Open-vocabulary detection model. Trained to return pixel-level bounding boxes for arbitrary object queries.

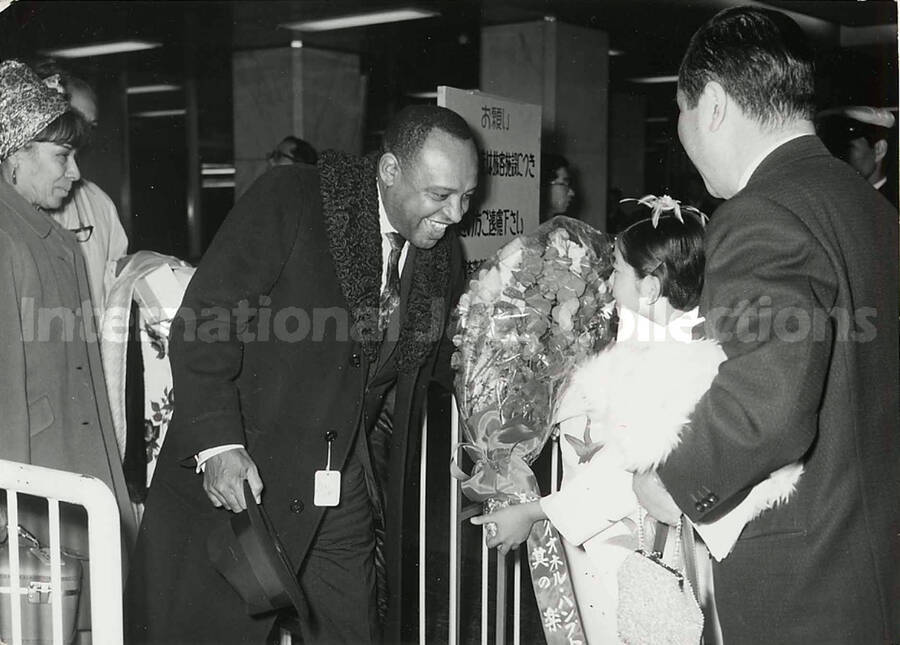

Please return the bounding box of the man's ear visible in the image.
[639,275,661,304]
[701,81,728,132]
[378,152,401,187]
[873,139,888,165]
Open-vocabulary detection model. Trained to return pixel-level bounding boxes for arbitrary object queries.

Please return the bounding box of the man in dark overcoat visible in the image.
[125,105,478,644]
[635,8,900,644]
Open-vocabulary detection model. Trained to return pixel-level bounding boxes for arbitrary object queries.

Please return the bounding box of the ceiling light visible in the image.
[126,84,181,95]
[291,40,304,48]
[41,40,162,59]
[608,49,624,57]
[281,8,438,32]
[132,109,186,118]
[628,75,679,84]
[201,164,235,176]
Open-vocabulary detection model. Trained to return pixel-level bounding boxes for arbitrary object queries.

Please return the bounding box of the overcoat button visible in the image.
[289,499,304,514]
[350,353,361,367]
[707,493,718,504]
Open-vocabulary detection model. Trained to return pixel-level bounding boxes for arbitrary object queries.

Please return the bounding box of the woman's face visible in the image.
[11,141,80,210]
[547,167,574,215]
[610,244,643,314]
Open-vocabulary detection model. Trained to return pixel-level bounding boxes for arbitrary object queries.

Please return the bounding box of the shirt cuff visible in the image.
[195,444,243,474]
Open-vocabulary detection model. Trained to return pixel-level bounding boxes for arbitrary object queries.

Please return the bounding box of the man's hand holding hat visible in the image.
[203,448,264,512]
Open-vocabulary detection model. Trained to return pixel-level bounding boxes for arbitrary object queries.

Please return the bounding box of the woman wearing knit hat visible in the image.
[0,59,137,641]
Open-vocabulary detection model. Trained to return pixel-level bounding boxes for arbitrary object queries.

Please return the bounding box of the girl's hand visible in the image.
[471,501,547,555]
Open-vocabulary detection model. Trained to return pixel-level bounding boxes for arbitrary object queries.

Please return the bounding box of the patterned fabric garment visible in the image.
[0,60,68,160]
[378,232,404,331]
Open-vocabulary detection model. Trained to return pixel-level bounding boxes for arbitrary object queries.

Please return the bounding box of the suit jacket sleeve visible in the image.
[430,235,466,392]
[658,196,836,522]
[167,167,311,459]
[540,447,637,546]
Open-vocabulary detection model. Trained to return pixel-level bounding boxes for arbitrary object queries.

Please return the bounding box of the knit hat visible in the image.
[0,59,69,160]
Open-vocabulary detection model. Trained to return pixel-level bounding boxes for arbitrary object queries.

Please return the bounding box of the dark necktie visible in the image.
[378,232,404,332]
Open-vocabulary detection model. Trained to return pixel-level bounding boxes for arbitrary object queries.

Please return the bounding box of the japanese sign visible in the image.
[438,86,542,269]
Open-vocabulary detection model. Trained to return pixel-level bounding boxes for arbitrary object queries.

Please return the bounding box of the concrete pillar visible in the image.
[480,20,609,230]
[609,91,647,199]
[232,47,367,197]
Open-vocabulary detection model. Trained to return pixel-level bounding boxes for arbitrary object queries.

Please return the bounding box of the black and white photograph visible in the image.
[0,1,897,644]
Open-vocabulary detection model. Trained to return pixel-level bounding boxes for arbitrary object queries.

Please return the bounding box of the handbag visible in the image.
[617,509,704,645]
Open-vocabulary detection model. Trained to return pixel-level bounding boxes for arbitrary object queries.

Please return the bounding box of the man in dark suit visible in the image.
[125,105,478,644]
[817,105,898,208]
[634,8,900,644]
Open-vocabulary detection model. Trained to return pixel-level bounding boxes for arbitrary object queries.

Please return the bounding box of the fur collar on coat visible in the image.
[317,150,452,372]
[557,335,803,534]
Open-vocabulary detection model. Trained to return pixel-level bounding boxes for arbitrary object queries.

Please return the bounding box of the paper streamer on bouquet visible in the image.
[452,436,587,645]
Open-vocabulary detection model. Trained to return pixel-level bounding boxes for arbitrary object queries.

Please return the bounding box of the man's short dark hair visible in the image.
[678,7,815,128]
[382,105,474,167]
[540,153,569,186]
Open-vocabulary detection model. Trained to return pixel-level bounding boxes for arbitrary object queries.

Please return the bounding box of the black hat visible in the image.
[207,481,310,621]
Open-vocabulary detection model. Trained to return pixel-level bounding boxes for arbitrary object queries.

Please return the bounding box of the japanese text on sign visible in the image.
[459,208,524,238]
[481,150,536,178]
[481,105,510,130]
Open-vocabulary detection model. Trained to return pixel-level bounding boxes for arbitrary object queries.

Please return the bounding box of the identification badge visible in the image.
[314,431,340,507]
[314,470,341,507]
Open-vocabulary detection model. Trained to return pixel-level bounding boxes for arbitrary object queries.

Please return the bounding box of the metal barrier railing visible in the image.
[0,459,123,645]
[442,395,560,645]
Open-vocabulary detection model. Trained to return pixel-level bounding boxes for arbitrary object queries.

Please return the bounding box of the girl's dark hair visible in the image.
[31,110,92,150]
[617,214,706,311]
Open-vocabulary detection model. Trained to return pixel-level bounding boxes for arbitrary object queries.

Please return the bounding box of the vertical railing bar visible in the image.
[495,554,507,644]
[551,433,560,494]
[85,481,123,645]
[480,533,488,645]
[7,491,22,645]
[449,399,460,645]
[0,462,123,644]
[513,551,522,645]
[48,499,63,645]
[418,413,428,645]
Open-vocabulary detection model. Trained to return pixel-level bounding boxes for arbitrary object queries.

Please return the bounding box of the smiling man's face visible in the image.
[380,129,478,249]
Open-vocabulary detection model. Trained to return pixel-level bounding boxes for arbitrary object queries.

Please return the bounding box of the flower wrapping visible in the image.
[451,216,616,645]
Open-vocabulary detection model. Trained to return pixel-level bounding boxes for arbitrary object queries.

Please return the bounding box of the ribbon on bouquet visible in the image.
[451,411,587,645]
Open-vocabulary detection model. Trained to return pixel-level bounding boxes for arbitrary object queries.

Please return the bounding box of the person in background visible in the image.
[267,135,319,167]
[817,105,898,207]
[0,59,137,641]
[635,8,899,643]
[126,105,476,644]
[540,152,574,223]
[33,61,128,316]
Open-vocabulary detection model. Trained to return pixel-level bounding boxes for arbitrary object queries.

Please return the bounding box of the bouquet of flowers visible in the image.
[450,216,616,644]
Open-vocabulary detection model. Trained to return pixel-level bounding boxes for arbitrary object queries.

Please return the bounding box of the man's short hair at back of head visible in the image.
[382,105,474,168]
[30,59,96,104]
[678,7,815,128]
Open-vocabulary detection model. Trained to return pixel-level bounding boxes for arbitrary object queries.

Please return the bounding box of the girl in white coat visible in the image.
[474,202,802,643]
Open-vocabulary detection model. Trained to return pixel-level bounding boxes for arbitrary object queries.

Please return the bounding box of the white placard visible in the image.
[438,86,542,270]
